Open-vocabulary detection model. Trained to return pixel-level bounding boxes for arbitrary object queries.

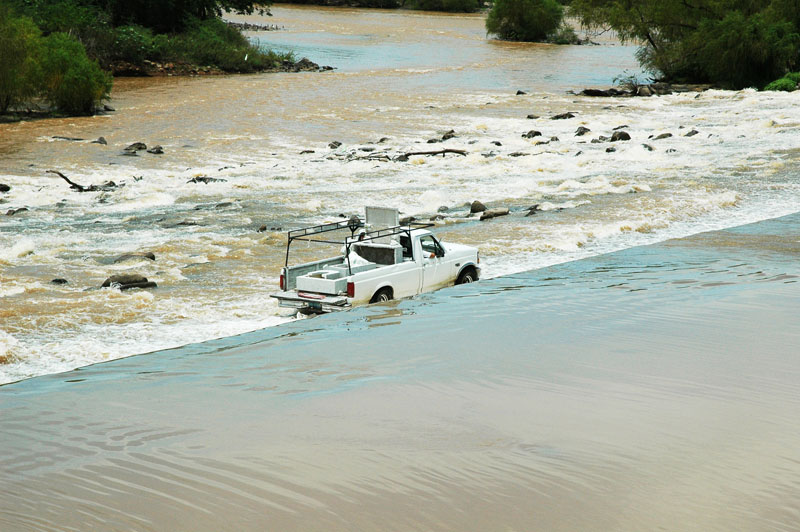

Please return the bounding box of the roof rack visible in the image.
[283,217,435,272]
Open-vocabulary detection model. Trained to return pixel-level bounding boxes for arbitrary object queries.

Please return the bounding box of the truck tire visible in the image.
[370,287,393,304]
[456,267,477,285]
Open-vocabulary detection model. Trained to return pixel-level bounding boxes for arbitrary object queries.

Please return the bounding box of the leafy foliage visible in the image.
[96,0,267,33]
[0,3,42,112]
[166,17,291,72]
[764,75,799,91]
[569,0,800,88]
[39,32,112,113]
[486,0,564,41]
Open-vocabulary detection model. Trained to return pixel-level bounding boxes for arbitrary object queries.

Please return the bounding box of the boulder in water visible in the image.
[101,273,157,290]
[611,131,631,142]
[469,200,487,214]
[480,207,510,221]
[575,126,591,136]
[551,112,576,120]
[147,145,164,154]
[581,88,614,97]
[0,184,10,193]
[113,252,156,263]
[124,142,147,152]
[522,130,542,139]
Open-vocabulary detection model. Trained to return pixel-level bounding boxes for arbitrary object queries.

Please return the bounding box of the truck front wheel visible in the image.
[370,287,393,304]
[456,268,477,285]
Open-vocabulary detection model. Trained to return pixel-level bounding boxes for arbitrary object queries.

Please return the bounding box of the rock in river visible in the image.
[113,252,156,263]
[124,142,147,152]
[101,273,157,290]
[0,184,10,193]
[480,207,510,221]
[469,200,487,214]
[611,131,631,142]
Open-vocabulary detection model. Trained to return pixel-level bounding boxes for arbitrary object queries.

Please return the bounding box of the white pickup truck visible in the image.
[270,210,480,314]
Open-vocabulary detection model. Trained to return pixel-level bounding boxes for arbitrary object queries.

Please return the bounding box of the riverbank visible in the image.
[2,212,799,530]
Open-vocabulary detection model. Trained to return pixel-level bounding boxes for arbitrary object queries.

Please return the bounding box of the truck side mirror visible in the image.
[435,246,445,258]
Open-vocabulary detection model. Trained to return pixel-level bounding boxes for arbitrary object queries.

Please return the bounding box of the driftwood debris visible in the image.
[395,148,467,162]
[47,170,118,192]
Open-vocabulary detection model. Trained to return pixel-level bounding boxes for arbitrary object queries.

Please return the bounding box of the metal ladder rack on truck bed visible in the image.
[283,216,434,278]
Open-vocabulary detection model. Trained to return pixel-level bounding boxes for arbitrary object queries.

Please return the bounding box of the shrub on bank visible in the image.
[0,4,42,113]
[486,0,564,42]
[764,75,799,91]
[569,0,800,89]
[39,32,112,114]
[167,17,293,72]
[113,25,157,65]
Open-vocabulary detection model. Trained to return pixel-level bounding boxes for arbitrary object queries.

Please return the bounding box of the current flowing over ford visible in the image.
[271,207,480,314]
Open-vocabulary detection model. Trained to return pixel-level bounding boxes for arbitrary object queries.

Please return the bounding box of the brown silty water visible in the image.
[1,214,800,531]
[1,5,800,382]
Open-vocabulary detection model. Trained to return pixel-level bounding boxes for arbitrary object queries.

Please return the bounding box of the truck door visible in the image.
[419,234,446,292]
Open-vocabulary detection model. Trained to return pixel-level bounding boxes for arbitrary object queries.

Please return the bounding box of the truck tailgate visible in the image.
[270,290,349,312]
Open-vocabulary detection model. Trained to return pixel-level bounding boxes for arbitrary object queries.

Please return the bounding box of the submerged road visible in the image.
[2,214,800,531]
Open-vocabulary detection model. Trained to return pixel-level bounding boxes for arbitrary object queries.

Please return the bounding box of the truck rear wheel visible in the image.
[456,268,477,285]
[370,288,393,304]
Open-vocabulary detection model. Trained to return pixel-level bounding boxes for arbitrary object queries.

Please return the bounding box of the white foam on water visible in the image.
[2,86,800,384]
[0,290,293,384]
[0,238,36,263]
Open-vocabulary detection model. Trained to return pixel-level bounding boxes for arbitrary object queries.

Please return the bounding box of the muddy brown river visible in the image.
[1,6,799,385]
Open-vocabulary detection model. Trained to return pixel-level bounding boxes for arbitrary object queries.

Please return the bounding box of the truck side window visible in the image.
[420,235,443,257]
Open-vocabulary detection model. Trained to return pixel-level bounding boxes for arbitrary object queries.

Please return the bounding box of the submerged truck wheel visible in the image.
[456,267,477,285]
[370,287,393,304]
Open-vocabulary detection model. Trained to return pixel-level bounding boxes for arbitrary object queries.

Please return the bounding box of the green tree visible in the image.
[569,0,800,88]
[0,3,42,112]
[39,32,112,114]
[486,0,564,41]
[91,0,270,33]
